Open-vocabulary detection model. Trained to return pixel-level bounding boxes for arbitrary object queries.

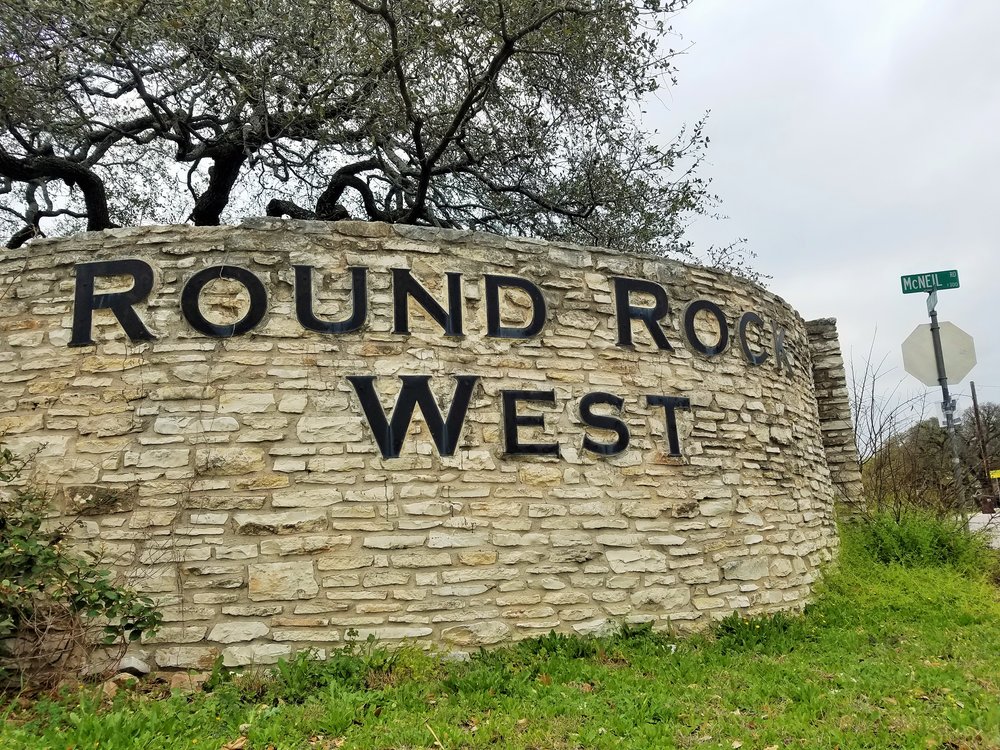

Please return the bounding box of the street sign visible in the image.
[901,321,977,386]
[901,269,960,294]
[990,469,1000,480]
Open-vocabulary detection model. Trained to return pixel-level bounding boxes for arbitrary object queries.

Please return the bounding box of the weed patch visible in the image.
[711,610,814,654]
[204,633,440,707]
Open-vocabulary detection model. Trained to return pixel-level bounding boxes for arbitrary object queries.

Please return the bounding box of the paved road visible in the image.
[968,513,1000,549]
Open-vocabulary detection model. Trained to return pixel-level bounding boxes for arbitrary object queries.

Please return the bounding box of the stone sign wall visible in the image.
[0,220,847,667]
[805,319,864,506]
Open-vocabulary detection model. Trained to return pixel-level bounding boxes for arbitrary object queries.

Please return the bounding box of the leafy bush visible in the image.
[0,447,161,688]
[843,511,998,576]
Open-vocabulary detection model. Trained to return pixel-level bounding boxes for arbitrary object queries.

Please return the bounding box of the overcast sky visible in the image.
[659,0,999,418]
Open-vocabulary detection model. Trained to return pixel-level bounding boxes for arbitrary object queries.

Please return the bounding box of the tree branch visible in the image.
[406,4,589,223]
[0,146,111,231]
[6,225,36,250]
[266,199,316,220]
[315,159,382,220]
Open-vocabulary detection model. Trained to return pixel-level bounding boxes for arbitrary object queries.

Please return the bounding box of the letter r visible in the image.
[70,259,156,346]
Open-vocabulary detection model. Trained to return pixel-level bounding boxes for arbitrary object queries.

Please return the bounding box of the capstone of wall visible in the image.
[0,220,842,667]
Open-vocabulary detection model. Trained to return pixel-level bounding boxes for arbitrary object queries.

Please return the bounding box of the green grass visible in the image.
[3,519,1000,750]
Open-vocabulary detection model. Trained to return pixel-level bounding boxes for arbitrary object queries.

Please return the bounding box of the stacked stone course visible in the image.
[0,221,844,667]
[805,319,864,505]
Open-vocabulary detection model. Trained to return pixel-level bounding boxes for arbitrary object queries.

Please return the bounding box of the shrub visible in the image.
[842,511,998,576]
[0,448,161,689]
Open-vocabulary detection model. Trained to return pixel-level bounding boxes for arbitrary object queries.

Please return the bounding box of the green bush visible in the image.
[842,511,998,576]
[0,447,161,688]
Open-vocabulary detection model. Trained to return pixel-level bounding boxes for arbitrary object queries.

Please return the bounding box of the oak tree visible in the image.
[0,0,730,266]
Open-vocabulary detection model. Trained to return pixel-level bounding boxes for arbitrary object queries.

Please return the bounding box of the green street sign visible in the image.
[901,269,960,294]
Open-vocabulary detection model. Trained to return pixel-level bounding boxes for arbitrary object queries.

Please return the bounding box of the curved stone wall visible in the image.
[0,220,840,667]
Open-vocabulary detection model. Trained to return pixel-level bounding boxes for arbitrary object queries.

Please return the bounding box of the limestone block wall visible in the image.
[805,319,864,505]
[0,221,841,667]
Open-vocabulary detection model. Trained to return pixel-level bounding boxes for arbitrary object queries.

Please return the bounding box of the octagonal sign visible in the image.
[901,322,977,387]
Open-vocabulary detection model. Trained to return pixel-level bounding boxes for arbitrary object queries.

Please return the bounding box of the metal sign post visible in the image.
[902,270,975,503]
[925,290,964,492]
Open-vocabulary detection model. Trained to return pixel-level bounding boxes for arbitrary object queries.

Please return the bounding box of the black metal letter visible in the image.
[737,312,769,366]
[580,392,630,456]
[772,322,793,376]
[683,299,730,357]
[611,277,673,350]
[70,259,156,346]
[294,265,367,334]
[180,265,268,338]
[646,394,691,457]
[392,268,463,336]
[484,274,547,338]
[500,390,559,456]
[347,375,479,458]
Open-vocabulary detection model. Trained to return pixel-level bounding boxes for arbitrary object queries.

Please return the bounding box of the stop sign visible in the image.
[901,322,977,387]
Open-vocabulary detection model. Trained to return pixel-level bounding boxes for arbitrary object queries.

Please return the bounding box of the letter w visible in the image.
[347,375,479,458]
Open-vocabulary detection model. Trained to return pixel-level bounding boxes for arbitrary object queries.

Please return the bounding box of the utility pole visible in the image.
[970,381,998,498]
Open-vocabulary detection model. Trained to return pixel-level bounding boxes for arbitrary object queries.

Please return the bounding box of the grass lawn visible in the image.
[3,525,999,750]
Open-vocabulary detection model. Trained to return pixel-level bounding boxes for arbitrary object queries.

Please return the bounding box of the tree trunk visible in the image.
[190,148,247,226]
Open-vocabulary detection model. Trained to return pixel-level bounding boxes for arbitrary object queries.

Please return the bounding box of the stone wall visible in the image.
[805,319,864,505]
[0,221,842,667]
